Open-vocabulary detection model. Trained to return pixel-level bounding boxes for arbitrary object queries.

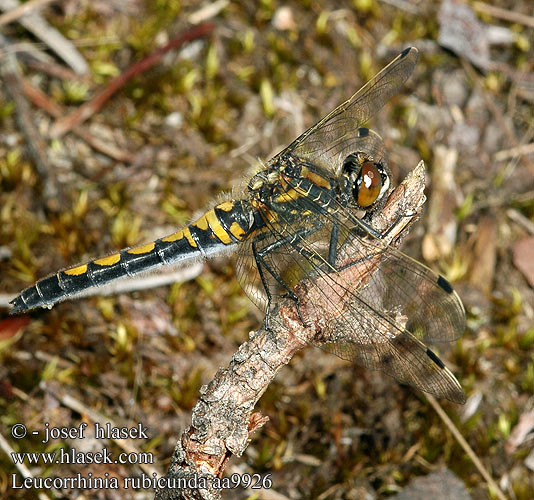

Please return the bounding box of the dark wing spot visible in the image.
[380,353,394,366]
[400,47,411,58]
[357,127,369,137]
[437,275,453,294]
[426,348,445,369]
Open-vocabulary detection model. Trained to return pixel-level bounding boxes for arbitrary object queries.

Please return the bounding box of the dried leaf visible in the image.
[505,409,534,455]
[512,237,534,287]
[0,316,30,342]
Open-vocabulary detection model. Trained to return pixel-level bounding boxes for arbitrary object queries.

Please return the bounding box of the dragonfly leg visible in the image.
[252,221,324,328]
[328,219,388,272]
[351,216,386,239]
[328,221,339,267]
[253,251,308,328]
[251,241,274,329]
[354,210,414,240]
[336,252,384,272]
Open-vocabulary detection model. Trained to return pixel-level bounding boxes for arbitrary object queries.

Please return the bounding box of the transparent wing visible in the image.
[235,218,332,313]
[235,164,465,402]
[348,248,466,343]
[235,234,267,311]
[270,47,418,172]
[317,310,466,403]
[310,239,465,404]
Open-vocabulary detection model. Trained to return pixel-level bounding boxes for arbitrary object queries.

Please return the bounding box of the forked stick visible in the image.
[154,161,427,500]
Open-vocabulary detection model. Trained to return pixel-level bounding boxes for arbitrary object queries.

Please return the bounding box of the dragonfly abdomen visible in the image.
[10,200,253,314]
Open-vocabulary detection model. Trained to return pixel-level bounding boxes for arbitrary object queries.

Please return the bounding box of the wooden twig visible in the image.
[24,58,92,83]
[154,162,427,500]
[20,78,135,163]
[50,22,216,139]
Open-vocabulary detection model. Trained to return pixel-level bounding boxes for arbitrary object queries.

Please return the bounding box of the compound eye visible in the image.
[355,162,383,208]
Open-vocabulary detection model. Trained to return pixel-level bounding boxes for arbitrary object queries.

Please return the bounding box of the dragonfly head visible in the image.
[341,153,390,211]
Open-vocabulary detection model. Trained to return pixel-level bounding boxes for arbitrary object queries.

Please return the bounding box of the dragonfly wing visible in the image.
[235,217,332,314]
[344,245,466,343]
[235,166,465,402]
[271,47,418,172]
[318,320,466,403]
[239,212,465,403]
[301,127,390,178]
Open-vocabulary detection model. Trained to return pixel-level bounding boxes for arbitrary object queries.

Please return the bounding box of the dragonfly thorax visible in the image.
[247,156,338,223]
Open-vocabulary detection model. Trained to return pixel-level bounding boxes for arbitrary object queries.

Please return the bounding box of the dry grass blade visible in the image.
[495,142,534,162]
[188,0,229,24]
[0,0,58,27]
[426,394,507,500]
[507,208,534,236]
[0,35,65,211]
[473,1,534,29]
[20,78,135,163]
[47,384,163,478]
[0,432,54,500]
[0,0,88,74]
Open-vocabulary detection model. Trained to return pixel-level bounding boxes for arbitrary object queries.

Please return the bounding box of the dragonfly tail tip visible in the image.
[9,297,27,315]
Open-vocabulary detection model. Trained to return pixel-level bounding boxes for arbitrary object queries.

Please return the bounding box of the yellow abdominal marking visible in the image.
[216,201,234,212]
[127,242,156,255]
[94,254,121,266]
[161,228,197,248]
[229,221,246,239]
[192,213,209,231]
[64,264,88,276]
[204,210,232,244]
[190,208,233,245]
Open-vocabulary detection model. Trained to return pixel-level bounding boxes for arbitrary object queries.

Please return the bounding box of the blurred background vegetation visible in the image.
[0,0,533,498]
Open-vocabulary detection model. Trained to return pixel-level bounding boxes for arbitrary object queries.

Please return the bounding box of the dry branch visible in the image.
[154,161,427,500]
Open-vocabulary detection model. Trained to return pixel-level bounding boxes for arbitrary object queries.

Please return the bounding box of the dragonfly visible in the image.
[10,47,466,404]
